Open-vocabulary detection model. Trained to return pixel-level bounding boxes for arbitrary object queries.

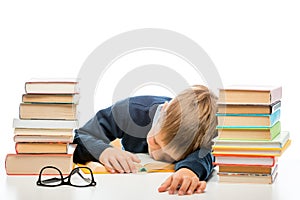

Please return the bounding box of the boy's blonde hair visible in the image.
[160,85,217,161]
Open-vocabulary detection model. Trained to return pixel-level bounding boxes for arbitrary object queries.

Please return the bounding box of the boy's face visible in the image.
[146,101,175,163]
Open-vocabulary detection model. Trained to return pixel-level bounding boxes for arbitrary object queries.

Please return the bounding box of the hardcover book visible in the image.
[19,103,77,120]
[217,121,281,140]
[14,128,73,136]
[13,134,74,143]
[15,142,69,154]
[218,165,278,184]
[217,109,280,128]
[22,94,79,104]
[217,101,281,114]
[212,139,291,156]
[213,154,277,167]
[218,85,282,104]
[25,78,79,94]
[5,145,75,175]
[13,118,79,129]
[218,164,277,174]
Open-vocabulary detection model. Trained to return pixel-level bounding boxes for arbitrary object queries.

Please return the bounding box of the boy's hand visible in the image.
[99,147,141,173]
[158,168,206,195]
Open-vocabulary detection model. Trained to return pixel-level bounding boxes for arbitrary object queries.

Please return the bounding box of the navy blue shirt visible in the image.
[73,95,214,181]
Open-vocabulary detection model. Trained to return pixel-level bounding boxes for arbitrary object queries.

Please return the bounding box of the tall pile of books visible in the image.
[5,78,79,175]
[213,85,291,184]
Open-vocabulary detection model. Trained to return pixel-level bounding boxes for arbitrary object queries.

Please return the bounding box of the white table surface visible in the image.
[1,157,298,200]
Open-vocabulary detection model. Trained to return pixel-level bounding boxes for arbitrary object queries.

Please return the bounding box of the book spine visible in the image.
[271,101,281,113]
[271,86,282,104]
[270,109,281,126]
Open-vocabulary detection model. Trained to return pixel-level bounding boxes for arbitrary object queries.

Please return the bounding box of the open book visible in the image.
[77,153,175,174]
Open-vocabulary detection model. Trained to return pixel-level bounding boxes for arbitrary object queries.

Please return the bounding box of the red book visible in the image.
[213,154,277,167]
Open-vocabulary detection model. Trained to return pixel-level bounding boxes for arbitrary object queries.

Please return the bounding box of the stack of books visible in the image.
[5,78,79,175]
[213,85,291,184]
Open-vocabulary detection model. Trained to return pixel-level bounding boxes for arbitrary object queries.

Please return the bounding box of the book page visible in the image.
[135,153,174,172]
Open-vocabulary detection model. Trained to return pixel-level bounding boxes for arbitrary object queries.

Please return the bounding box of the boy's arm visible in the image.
[73,106,123,164]
[174,150,214,181]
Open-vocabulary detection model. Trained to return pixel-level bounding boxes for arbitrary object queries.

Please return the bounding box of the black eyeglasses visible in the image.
[36,166,96,187]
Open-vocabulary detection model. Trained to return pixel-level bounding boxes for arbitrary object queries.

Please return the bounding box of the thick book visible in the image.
[25,78,79,94]
[212,139,291,156]
[218,164,277,174]
[213,154,277,167]
[19,103,77,120]
[217,121,281,140]
[13,134,74,143]
[5,145,75,175]
[217,109,280,128]
[214,131,290,148]
[15,142,69,154]
[218,165,278,184]
[13,118,79,129]
[14,128,73,136]
[218,85,282,104]
[77,153,174,174]
[217,101,281,114]
[22,94,80,104]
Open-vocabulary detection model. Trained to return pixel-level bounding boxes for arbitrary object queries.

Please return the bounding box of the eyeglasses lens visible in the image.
[69,168,93,187]
[40,167,63,186]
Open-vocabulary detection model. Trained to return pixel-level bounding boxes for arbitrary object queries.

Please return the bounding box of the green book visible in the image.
[216,121,281,140]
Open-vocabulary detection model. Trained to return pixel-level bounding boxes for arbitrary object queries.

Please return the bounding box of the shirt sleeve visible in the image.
[73,106,123,164]
[174,150,214,181]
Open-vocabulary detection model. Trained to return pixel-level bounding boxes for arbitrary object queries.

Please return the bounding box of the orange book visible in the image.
[19,103,77,120]
[22,94,79,104]
[5,145,75,175]
[15,142,69,154]
[218,85,282,104]
[218,164,277,174]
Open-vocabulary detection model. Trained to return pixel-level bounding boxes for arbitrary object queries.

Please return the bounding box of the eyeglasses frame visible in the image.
[36,166,96,187]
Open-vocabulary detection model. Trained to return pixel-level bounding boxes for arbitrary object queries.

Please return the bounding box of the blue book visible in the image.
[217,109,280,128]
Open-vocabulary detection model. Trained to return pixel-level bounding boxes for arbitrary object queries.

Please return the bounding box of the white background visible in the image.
[0,0,299,174]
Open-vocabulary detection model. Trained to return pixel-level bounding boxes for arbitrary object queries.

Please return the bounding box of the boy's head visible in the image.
[147,85,218,162]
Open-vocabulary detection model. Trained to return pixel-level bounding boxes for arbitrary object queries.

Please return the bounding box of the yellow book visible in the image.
[78,153,174,174]
[213,139,291,156]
